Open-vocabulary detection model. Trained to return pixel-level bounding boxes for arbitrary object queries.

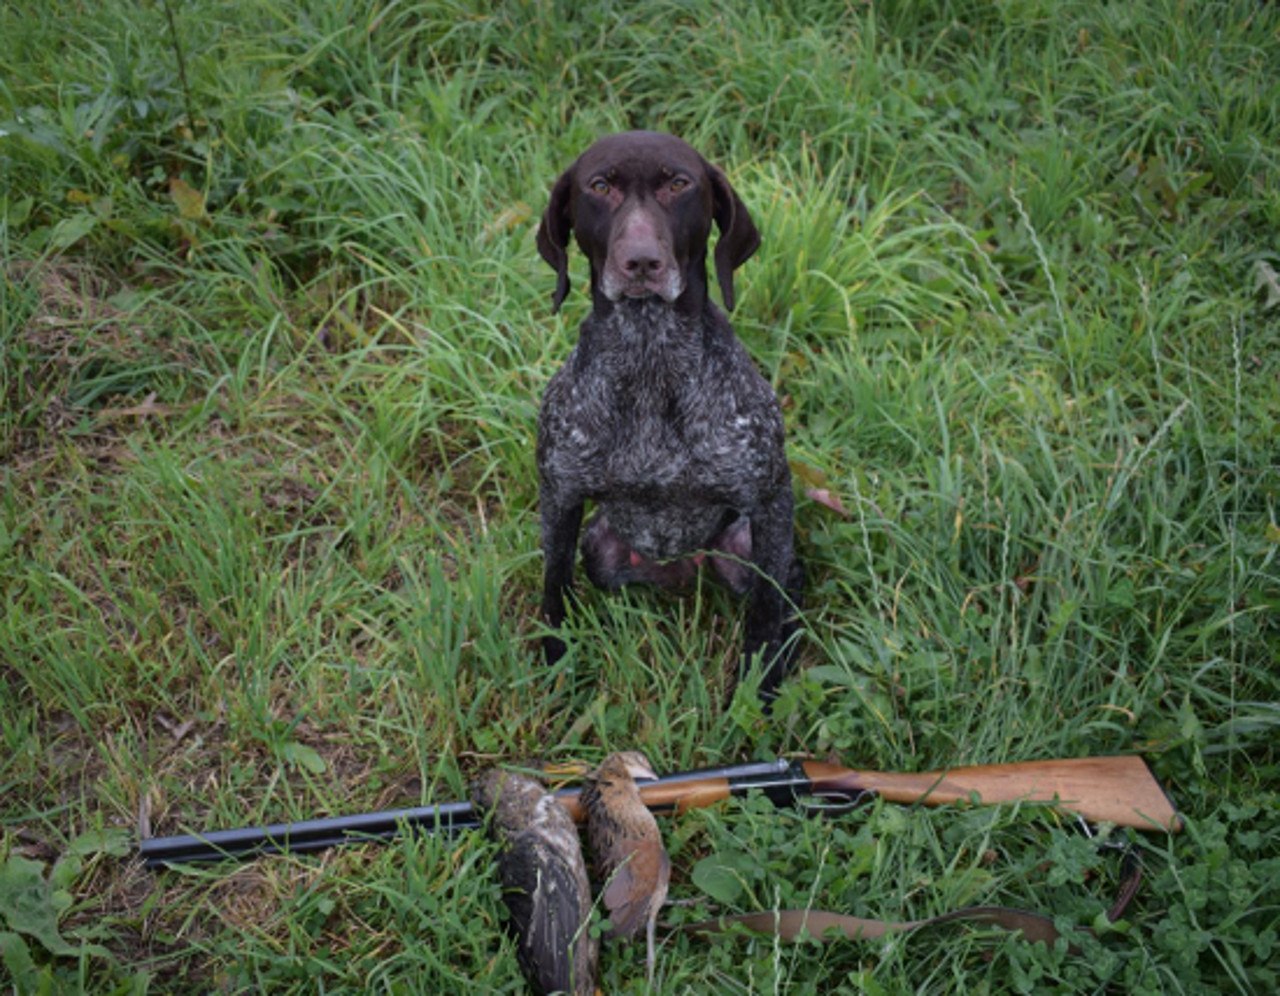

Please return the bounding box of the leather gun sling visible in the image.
[678,843,1143,954]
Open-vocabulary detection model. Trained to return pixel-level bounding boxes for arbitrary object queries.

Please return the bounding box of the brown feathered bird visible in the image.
[580,751,670,987]
[472,769,598,996]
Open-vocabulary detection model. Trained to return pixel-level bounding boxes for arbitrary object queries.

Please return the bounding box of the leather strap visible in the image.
[679,843,1142,954]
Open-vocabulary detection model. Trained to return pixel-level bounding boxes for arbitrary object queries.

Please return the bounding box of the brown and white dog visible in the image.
[535,131,801,701]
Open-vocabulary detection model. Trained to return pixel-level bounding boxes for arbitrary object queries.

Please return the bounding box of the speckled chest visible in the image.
[538,304,783,558]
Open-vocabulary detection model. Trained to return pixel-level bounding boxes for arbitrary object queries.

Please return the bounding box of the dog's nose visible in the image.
[620,246,664,277]
[613,208,670,278]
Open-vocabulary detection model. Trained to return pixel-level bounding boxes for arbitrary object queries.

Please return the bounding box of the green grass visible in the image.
[2,0,1278,991]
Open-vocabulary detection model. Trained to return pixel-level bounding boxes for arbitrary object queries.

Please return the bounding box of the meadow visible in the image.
[2,1,1278,991]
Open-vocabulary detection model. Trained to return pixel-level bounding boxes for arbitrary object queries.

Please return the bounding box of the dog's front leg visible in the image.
[741,485,799,702]
[540,491,584,665]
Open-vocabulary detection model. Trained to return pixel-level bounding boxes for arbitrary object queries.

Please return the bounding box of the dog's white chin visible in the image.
[602,272,684,303]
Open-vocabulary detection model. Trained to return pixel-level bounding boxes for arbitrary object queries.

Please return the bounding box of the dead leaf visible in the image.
[95,392,171,421]
[480,202,531,242]
[789,459,829,489]
[806,487,850,517]
[155,711,196,743]
[137,791,152,840]
[1255,260,1280,311]
[169,177,208,222]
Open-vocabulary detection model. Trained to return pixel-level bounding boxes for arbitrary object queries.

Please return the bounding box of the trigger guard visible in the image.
[798,789,874,817]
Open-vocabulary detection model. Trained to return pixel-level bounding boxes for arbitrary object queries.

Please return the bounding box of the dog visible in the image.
[534,131,800,701]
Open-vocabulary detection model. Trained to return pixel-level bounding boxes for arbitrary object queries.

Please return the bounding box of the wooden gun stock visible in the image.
[800,755,1181,831]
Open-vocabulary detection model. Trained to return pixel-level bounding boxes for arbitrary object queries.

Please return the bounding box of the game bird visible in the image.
[581,751,671,987]
[472,769,597,996]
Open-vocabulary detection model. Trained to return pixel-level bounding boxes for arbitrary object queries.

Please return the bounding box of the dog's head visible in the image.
[536,131,760,313]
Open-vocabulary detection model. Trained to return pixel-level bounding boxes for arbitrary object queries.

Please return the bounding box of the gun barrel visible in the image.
[138,799,482,867]
[138,759,796,867]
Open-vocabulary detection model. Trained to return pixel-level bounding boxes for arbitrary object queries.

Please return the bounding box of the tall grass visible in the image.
[2,0,1277,991]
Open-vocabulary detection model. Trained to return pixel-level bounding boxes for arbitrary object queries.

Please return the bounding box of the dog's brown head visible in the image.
[536,131,760,313]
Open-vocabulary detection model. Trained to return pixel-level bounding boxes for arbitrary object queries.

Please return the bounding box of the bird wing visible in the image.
[601,837,671,938]
[498,835,594,996]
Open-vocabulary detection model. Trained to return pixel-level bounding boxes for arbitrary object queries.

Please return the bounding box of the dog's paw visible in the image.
[542,633,568,666]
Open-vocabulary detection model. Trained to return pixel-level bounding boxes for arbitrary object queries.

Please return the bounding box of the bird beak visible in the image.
[624,758,660,782]
[543,761,592,780]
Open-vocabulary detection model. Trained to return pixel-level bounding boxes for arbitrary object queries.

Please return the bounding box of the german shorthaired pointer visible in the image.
[535,131,800,701]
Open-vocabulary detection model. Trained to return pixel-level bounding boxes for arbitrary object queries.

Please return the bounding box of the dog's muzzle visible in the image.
[601,205,683,303]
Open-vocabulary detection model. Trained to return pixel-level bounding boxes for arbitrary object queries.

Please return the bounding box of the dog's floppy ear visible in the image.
[709,164,761,312]
[536,169,574,313]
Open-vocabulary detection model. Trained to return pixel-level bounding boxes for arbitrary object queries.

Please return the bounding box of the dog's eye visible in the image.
[589,178,610,195]
[669,177,690,192]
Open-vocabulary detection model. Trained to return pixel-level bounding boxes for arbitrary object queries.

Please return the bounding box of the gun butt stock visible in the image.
[804,755,1180,831]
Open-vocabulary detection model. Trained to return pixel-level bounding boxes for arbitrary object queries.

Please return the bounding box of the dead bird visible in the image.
[472,769,597,996]
[580,751,671,987]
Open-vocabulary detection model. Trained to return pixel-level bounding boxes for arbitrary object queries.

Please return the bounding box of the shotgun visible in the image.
[138,754,1179,868]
